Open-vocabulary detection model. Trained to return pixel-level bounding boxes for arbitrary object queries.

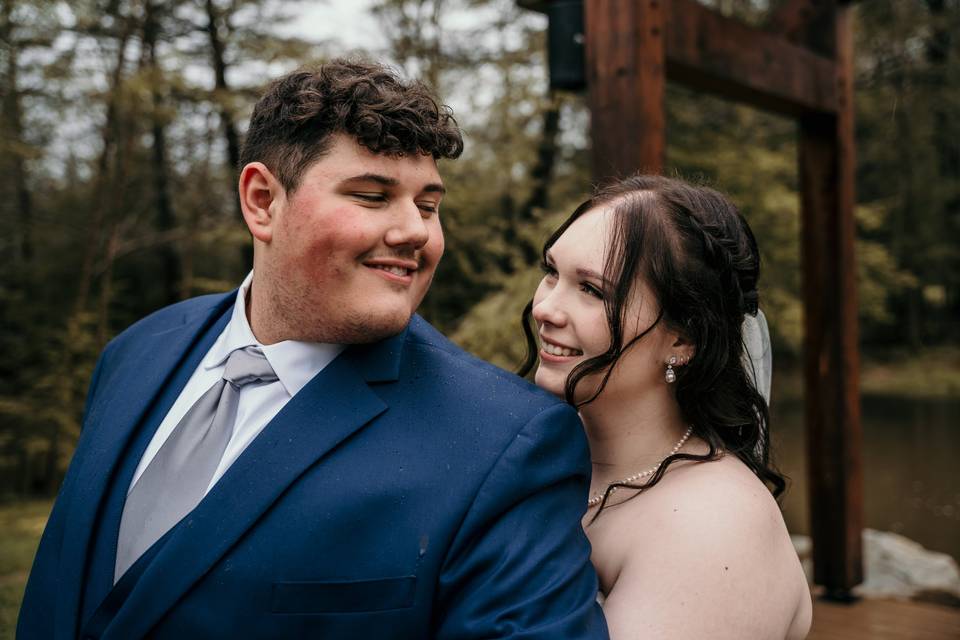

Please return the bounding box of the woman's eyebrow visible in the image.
[545,251,609,284]
[576,268,610,286]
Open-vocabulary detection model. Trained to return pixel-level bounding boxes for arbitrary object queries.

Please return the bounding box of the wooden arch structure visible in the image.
[520,0,863,599]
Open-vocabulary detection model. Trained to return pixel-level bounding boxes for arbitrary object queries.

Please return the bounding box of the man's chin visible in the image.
[339,308,414,344]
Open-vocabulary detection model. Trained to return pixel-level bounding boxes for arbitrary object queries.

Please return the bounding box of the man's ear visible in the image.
[239,162,283,243]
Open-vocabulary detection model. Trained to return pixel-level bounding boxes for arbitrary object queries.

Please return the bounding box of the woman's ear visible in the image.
[238,162,283,243]
[668,331,696,366]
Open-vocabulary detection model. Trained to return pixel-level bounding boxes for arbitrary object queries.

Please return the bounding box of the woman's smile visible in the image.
[539,335,584,361]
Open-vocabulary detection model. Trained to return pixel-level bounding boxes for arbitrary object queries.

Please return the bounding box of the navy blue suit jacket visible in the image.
[18,292,607,639]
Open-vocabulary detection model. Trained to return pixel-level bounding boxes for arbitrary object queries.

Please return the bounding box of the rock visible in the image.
[791,529,960,605]
[857,529,960,605]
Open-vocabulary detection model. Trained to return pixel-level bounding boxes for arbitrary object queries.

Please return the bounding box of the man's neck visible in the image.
[245,277,284,346]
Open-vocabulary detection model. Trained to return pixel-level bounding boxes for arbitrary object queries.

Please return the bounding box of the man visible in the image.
[18,59,607,639]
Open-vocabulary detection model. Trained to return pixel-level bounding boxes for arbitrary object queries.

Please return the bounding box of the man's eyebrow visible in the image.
[340,173,399,188]
[340,173,445,196]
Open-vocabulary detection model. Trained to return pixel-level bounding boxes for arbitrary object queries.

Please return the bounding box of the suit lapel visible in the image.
[56,294,234,639]
[102,336,403,639]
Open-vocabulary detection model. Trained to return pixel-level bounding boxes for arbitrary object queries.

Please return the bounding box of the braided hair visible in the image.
[518,175,785,519]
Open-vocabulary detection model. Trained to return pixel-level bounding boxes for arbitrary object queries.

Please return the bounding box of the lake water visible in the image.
[771,392,960,562]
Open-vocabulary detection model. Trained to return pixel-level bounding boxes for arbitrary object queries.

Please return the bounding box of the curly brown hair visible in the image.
[240,58,464,193]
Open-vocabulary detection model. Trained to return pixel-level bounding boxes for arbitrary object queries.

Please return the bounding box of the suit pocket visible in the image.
[271,576,417,614]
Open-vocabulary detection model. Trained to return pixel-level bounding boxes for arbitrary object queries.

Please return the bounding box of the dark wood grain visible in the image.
[799,4,863,595]
[584,0,666,178]
[810,597,960,639]
[665,0,837,116]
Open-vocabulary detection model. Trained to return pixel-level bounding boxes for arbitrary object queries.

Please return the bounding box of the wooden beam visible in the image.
[584,0,665,177]
[665,0,837,116]
[766,0,838,56]
[799,5,863,597]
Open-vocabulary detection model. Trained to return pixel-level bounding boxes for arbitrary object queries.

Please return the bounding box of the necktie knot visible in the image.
[222,346,278,388]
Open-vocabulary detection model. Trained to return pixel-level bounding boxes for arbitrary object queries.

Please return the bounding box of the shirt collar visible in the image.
[203,272,344,397]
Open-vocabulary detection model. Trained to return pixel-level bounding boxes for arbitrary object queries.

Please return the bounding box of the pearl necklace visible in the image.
[587,425,694,508]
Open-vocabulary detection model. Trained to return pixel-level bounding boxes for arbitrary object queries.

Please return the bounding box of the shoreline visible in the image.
[772,346,960,402]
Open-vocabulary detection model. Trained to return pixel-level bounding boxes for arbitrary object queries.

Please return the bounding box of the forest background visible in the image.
[0,0,957,591]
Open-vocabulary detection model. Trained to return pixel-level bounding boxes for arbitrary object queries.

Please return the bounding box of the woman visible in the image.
[519,175,811,639]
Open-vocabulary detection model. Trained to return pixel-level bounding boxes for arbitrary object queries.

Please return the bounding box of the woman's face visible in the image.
[531,206,677,403]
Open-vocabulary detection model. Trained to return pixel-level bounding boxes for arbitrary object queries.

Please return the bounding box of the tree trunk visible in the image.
[204,0,242,201]
[513,100,562,266]
[924,0,959,202]
[144,0,181,305]
[46,16,134,494]
[890,62,923,348]
[96,223,121,347]
[1,0,33,263]
[73,23,132,320]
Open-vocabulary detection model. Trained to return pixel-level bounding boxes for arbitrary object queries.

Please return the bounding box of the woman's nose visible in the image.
[532,286,567,328]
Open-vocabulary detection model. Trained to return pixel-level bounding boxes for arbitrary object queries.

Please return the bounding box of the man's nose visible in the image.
[385,200,429,249]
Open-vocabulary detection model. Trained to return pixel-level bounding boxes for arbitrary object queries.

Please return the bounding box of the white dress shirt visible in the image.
[128,272,345,496]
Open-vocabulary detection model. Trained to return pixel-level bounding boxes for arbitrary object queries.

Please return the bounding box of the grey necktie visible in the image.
[115,345,278,582]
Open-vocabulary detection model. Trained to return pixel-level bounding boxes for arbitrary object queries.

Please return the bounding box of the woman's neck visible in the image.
[579,387,689,487]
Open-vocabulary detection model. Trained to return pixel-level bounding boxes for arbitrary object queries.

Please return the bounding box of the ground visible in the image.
[0,500,51,639]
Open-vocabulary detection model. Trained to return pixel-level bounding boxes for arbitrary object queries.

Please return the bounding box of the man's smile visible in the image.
[363,257,420,284]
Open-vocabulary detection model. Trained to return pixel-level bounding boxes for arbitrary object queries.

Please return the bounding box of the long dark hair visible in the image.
[518,175,785,518]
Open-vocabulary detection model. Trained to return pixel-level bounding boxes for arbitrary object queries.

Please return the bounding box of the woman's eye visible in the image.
[580,283,604,300]
[417,202,438,215]
[539,261,557,277]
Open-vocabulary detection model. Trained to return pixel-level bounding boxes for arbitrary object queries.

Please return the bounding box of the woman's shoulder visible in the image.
[597,454,811,638]
[642,453,782,527]
[627,454,797,570]
[593,453,784,549]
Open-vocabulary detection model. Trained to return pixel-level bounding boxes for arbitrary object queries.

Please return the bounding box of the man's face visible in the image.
[260,133,445,344]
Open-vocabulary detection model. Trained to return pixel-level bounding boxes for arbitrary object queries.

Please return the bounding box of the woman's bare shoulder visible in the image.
[641,455,799,566]
[598,455,810,639]
[648,454,781,521]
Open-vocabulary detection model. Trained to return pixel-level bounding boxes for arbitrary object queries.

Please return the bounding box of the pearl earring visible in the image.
[665,355,677,383]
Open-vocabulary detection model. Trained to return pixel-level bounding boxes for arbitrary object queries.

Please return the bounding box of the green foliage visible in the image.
[856,202,919,325]
[855,0,960,345]
[451,0,958,367]
[667,90,807,355]
[450,206,573,369]
[0,0,314,495]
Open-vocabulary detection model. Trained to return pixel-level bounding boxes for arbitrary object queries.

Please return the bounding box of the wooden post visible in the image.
[584,0,665,177]
[799,4,863,598]
[526,0,865,596]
